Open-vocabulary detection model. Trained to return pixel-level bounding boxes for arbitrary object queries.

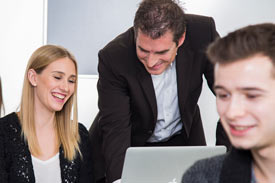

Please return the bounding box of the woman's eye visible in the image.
[69,80,75,83]
[54,76,61,80]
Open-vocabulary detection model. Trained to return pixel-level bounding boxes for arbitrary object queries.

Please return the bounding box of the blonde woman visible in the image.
[0,45,93,183]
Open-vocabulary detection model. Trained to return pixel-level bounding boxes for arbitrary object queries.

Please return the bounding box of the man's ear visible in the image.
[178,32,186,47]
[28,69,38,87]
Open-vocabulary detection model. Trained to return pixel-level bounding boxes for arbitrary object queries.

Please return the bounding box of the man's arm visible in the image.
[97,50,132,182]
[203,17,219,92]
[203,17,231,150]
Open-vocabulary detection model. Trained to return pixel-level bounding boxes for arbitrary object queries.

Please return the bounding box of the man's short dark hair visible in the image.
[207,23,275,66]
[134,0,186,45]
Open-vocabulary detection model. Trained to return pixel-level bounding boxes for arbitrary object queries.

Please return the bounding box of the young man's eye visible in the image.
[246,94,259,99]
[217,93,230,100]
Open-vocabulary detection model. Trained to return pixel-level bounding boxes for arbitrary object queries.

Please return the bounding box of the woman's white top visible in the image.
[31,153,62,183]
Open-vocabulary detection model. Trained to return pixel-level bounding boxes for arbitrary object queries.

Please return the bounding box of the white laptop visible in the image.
[121,146,226,183]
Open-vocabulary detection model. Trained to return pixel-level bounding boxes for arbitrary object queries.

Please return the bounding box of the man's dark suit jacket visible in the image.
[89,14,230,183]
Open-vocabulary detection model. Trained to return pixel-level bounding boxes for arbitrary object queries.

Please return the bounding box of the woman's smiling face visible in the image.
[30,57,76,113]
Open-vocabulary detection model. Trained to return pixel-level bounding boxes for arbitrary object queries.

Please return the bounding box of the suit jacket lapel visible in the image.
[176,42,195,113]
[136,61,158,122]
[135,42,195,124]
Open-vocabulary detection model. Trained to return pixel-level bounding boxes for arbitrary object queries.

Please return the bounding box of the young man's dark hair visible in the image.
[207,23,275,65]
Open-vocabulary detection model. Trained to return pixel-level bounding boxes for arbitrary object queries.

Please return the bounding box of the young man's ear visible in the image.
[28,69,38,87]
[178,32,186,47]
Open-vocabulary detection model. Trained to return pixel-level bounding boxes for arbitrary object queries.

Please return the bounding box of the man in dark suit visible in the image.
[89,0,230,182]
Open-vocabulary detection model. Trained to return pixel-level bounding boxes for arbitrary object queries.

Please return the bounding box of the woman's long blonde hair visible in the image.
[19,45,80,161]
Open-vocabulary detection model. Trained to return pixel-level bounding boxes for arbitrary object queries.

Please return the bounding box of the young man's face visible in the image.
[136,29,185,75]
[214,55,275,150]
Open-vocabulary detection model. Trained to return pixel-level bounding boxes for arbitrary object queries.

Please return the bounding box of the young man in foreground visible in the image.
[182,23,275,182]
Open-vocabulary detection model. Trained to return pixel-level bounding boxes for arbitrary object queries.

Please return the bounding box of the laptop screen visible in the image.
[121,146,226,183]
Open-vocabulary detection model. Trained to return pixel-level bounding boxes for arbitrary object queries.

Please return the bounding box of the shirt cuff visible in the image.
[113,179,121,183]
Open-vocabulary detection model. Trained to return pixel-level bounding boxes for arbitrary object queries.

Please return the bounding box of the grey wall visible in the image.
[47,0,140,75]
[48,0,275,74]
[47,0,275,75]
